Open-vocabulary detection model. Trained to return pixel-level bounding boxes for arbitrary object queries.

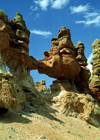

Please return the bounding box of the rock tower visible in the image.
[89,39,100,102]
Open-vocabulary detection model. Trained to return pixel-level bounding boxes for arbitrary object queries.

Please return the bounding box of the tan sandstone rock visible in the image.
[35,79,50,93]
[37,27,81,82]
[44,82,100,127]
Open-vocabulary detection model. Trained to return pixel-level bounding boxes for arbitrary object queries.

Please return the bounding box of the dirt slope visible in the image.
[0,103,100,140]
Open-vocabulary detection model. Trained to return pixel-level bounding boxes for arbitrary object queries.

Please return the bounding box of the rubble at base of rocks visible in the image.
[43,80,100,127]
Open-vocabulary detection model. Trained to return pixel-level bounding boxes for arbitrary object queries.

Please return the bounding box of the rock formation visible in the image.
[7,12,32,89]
[89,39,100,103]
[37,27,90,93]
[35,79,50,93]
[37,27,81,88]
[0,9,10,73]
[75,41,87,66]
[36,27,100,127]
[74,41,91,94]
[0,10,41,113]
[7,11,39,100]
[0,10,25,111]
[44,90,100,127]
[0,10,100,128]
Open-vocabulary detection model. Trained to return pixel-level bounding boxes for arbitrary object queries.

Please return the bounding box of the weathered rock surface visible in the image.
[74,41,91,94]
[35,79,50,93]
[37,27,90,95]
[0,71,25,111]
[37,27,81,81]
[0,10,42,112]
[89,39,100,102]
[0,10,10,73]
[44,80,100,127]
[0,10,25,111]
[75,41,87,66]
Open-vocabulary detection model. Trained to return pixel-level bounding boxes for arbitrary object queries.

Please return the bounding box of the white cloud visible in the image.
[34,13,40,19]
[30,5,34,10]
[76,12,100,26]
[86,53,93,73]
[34,0,49,10]
[30,29,52,37]
[30,5,38,11]
[75,20,85,24]
[50,0,54,4]
[87,63,92,73]
[70,4,100,27]
[32,6,38,11]
[29,5,38,15]
[85,15,100,26]
[87,53,93,64]
[51,0,70,9]
[84,12,99,19]
[33,0,70,10]
[70,4,90,14]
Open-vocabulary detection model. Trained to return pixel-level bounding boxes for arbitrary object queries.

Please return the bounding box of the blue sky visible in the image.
[1,0,100,88]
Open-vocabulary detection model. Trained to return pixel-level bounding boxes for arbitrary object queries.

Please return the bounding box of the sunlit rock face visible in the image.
[37,27,81,81]
[89,39,100,102]
[35,79,50,93]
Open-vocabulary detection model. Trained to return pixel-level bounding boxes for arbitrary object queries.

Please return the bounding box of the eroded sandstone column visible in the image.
[6,12,35,92]
[89,39,100,102]
[74,41,91,94]
[0,10,26,112]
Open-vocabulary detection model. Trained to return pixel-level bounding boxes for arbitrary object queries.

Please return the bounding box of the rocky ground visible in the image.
[0,103,100,140]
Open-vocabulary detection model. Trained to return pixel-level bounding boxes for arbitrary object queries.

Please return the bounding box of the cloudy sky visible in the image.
[1,0,100,87]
